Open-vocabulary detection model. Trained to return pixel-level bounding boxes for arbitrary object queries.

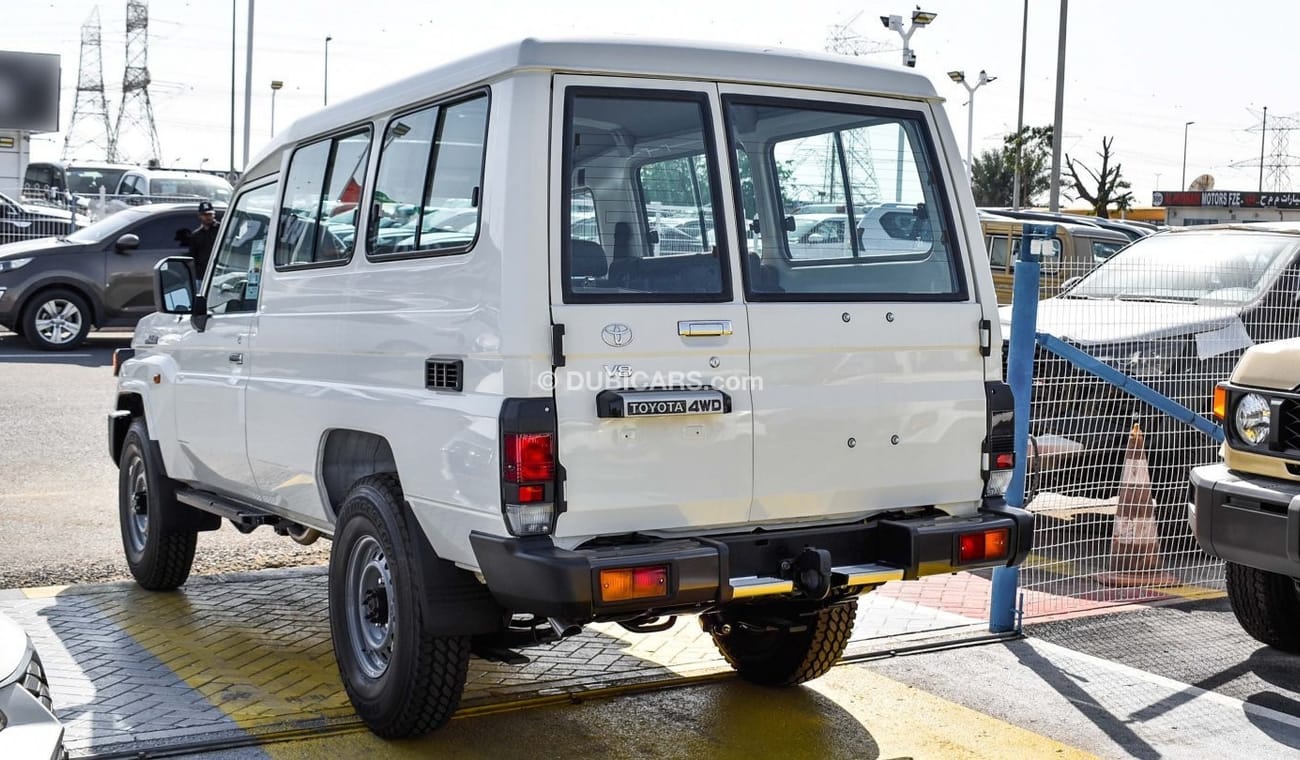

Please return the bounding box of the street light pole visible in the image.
[270,80,283,135]
[948,70,997,174]
[881,9,937,200]
[324,36,332,106]
[1181,120,1194,190]
[1011,0,1028,209]
[1047,0,1068,212]
[241,0,254,169]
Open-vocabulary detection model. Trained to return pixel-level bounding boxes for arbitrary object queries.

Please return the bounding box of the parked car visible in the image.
[1190,338,1300,651]
[23,160,136,201]
[0,612,65,759]
[0,202,224,350]
[982,213,1132,304]
[1003,222,1300,505]
[111,38,1028,738]
[0,192,86,244]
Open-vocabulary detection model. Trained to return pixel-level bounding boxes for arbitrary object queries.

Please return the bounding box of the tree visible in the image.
[1064,136,1134,219]
[968,125,1054,207]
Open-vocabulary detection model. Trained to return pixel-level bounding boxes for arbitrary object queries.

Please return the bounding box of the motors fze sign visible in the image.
[1153,190,1300,209]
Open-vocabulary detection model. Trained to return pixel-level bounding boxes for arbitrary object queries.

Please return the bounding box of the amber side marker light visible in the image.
[958,528,1009,563]
[1212,383,1228,422]
[599,565,668,603]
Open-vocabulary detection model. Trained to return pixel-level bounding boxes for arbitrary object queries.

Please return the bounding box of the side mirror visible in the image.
[1060,276,1082,294]
[115,233,140,253]
[783,216,796,232]
[647,229,660,245]
[153,256,196,315]
[806,233,825,244]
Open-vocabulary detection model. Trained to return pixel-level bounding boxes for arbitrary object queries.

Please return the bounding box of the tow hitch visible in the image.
[784,547,833,600]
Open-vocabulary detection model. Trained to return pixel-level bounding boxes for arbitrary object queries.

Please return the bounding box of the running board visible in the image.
[175,487,281,529]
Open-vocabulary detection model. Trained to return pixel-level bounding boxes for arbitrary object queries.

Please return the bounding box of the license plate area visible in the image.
[596,388,731,418]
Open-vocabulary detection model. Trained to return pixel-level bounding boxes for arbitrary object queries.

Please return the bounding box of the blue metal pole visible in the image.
[990,223,1051,633]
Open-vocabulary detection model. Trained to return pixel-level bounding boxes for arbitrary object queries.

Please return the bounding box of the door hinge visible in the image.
[551,323,566,368]
[978,319,992,357]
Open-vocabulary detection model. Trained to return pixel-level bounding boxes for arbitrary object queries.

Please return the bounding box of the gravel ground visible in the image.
[0,329,329,589]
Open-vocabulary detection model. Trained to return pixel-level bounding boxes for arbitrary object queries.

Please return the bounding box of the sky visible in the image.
[2,0,1295,208]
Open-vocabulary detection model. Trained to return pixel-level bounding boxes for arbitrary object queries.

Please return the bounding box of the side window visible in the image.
[571,189,599,242]
[207,182,276,315]
[988,235,1010,270]
[562,90,728,302]
[274,129,372,268]
[727,97,965,300]
[368,92,488,258]
[133,215,191,249]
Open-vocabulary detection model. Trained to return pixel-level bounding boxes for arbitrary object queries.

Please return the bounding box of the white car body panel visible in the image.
[115,38,1001,572]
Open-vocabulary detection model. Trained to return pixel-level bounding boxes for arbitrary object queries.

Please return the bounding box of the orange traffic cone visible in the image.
[1095,422,1180,588]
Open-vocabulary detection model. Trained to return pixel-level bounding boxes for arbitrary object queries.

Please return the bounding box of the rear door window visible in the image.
[275,129,372,268]
[562,89,729,302]
[726,97,966,300]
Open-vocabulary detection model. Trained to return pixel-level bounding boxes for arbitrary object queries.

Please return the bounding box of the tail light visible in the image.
[499,399,561,536]
[984,381,1016,497]
[599,565,669,603]
[958,527,1010,563]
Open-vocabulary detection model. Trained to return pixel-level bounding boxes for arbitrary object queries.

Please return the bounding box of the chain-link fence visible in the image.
[1008,223,1300,619]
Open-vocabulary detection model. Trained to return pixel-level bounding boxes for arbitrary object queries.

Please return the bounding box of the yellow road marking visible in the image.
[22,585,70,599]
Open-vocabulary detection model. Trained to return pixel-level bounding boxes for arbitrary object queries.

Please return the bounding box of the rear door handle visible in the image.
[228,352,243,364]
[678,320,733,337]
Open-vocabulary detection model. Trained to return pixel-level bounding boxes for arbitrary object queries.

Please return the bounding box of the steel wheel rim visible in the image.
[125,454,149,554]
[345,534,395,679]
[34,299,83,345]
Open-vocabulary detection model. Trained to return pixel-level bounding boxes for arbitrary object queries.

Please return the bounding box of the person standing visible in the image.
[189,200,221,280]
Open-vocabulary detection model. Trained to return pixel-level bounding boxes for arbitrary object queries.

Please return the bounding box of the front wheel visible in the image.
[118,419,198,590]
[706,599,857,686]
[328,474,471,738]
[22,288,92,350]
[1225,561,1300,652]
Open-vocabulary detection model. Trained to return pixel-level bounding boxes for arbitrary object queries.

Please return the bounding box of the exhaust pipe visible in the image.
[548,617,582,639]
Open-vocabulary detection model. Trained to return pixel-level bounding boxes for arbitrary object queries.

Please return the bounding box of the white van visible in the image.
[109,38,1029,738]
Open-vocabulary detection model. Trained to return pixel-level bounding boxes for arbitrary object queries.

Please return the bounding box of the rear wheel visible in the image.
[705,599,857,686]
[22,288,92,350]
[1225,562,1300,652]
[118,418,198,590]
[328,474,471,738]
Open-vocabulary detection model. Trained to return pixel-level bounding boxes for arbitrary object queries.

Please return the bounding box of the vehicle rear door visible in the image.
[548,76,754,537]
[720,86,989,522]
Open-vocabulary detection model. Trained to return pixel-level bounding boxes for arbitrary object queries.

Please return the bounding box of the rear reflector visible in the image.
[958,528,1010,563]
[599,565,669,603]
[994,452,1015,470]
[517,484,545,503]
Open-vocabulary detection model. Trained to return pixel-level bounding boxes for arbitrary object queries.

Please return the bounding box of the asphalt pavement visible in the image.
[0,328,329,588]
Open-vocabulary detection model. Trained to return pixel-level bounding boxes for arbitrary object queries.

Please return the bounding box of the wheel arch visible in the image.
[319,429,400,524]
[15,277,106,327]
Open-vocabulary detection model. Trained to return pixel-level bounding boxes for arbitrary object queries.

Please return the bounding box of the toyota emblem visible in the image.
[601,323,633,347]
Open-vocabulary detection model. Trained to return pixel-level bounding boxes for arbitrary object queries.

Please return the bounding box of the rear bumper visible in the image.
[469,499,1033,622]
[1189,463,1300,577]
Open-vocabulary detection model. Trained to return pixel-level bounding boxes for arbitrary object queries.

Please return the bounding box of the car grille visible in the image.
[1280,399,1300,452]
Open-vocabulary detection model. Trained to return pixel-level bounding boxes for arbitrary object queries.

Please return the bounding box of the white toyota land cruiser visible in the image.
[108,38,1030,737]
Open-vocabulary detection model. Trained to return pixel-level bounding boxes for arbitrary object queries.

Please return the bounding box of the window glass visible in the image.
[275,130,370,268]
[563,91,727,302]
[727,98,964,300]
[368,93,487,258]
[133,214,193,250]
[207,182,276,314]
[571,189,599,242]
[988,235,1010,270]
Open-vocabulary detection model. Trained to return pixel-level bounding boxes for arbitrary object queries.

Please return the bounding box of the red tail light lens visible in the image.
[517,484,546,503]
[599,565,669,602]
[994,452,1015,470]
[503,433,554,482]
[958,528,1010,563]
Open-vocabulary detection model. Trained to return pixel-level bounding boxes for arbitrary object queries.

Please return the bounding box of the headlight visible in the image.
[0,257,33,273]
[1095,340,1191,377]
[1234,393,1271,446]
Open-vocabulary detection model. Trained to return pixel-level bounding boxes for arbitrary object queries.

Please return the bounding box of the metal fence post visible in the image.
[990,223,1049,633]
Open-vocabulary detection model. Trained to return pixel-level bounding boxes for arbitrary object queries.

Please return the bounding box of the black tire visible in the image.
[708,600,857,686]
[1225,561,1300,652]
[21,288,92,351]
[118,418,198,590]
[328,474,471,738]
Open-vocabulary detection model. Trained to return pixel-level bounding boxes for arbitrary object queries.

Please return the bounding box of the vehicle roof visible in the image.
[253,36,939,174]
[1164,221,1300,236]
[26,160,138,171]
[979,211,1129,239]
[134,169,231,182]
